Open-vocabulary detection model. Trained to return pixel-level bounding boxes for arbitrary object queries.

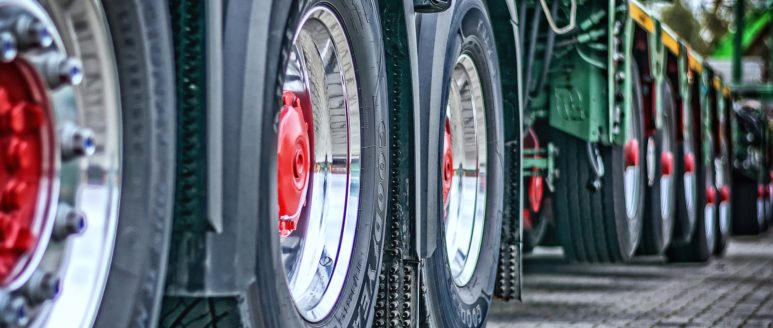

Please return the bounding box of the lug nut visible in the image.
[59,122,95,161]
[53,203,86,241]
[30,54,83,89]
[10,15,52,49]
[0,293,28,327]
[0,32,17,62]
[22,270,61,304]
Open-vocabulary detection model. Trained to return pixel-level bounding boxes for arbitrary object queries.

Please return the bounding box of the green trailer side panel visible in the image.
[549,60,608,142]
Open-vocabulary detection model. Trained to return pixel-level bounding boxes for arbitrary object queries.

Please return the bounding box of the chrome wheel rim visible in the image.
[714,158,730,238]
[683,146,697,228]
[623,102,642,227]
[443,54,487,287]
[278,6,360,322]
[704,163,716,250]
[659,111,674,236]
[0,0,121,326]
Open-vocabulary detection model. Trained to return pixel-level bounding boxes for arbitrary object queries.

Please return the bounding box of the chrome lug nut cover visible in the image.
[6,14,51,50]
[29,54,82,89]
[52,203,86,241]
[20,271,60,304]
[0,293,27,326]
[0,31,16,62]
[59,122,95,161]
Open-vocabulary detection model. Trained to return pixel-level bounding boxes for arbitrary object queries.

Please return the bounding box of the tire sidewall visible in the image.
[425,1,504,327]
[95,0,176,326]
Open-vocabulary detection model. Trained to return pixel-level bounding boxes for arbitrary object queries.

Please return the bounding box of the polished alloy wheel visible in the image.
[623,106,643,234]
[704,161,716,251]
[443,54,487,287]
[660,122,674,233]
[714,155,731,242]
[0,0,121,326]
[277,6,361,322]
[683,151,697,229]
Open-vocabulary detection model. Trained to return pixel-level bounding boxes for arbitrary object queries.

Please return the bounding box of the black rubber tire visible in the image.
[671,115,699,245]
[640,80,677,255]
[93,0,177,326]
[523,197,551,253]
[161,0,391,327]
[553,64,645,263]
[423,1,504,327]
[667,125,715,263]
[731,170,765,235]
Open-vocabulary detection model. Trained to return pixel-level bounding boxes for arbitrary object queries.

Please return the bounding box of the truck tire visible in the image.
[0,1,175,327]
[667,111,716,262]
[713,151,731,256]
[640,80,677,255]
[553,63,645,263]
[423,1,504,327]
[731,171,764,235]
[161,0,391,327]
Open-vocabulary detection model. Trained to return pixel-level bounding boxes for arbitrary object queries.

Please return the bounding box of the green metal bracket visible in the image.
[650,22,666,128]
[700,69,714,166]
[523,142,558,191]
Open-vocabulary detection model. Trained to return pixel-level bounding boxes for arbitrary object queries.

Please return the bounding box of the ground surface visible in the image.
[488,232,773,327]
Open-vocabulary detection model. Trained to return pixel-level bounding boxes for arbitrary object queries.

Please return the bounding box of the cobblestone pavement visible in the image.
[488,232,773,327]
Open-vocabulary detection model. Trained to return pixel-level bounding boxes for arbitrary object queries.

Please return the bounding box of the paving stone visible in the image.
[489,233,773,327]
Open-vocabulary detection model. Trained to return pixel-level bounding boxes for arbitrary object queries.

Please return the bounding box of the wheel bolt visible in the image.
[10,15,52,49]
[31,54,82,89]
[0,32,17,62]
[53,203,86,241]
[0,293,28,327]
[60,122,95,161]
[22,270,61,304]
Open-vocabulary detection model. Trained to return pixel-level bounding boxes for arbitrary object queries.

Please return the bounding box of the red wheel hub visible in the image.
[683,153,695,173]
[524,129,544,214]
[661,151,673,176]
[0,61,52,282]
[719,185,730,203]
[442,118,453,208]
[277,91,311,237]
[624,139,639,167]
[706,186,717,205]
[759,184,765,200]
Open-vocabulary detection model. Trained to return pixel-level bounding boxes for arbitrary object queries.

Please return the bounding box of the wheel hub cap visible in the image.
[683,153,695,173]
[0,62,50,281]
[624,139,640,167]
[442,118,453,209]
[277,91,310,237]
[661,151,674,176]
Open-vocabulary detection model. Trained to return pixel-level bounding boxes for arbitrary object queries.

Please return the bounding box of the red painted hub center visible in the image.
[624,139,640,167]
[277,91,311,237]
[661,151,674,176]
[683,152,695,173]
[442,118,453,208]
[706,186,717,205]
[524,129,544,214]
[0,60,52,282]
[719,185,730,203]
